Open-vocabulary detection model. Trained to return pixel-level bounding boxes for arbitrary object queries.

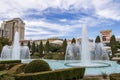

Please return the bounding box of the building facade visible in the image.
[0,18,25,41]
[100,30,112,43]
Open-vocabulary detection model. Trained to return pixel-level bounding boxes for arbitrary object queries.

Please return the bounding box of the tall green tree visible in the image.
[27,41,31,50]
[95,36,101,43]
[0,37,11,53]
[31,41,36,55]
[62,39,67,55]
[44,40,50,53]
[110,35,117,56]
[71,38,76,44]
[39,41,44,57]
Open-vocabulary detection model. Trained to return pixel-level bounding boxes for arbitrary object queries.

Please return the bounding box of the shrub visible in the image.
[0,60,21,71]
[109,73,120,80]
[24,60,51,73]
[83,78,99,80]
[43,52,65,60]
[0,60,21,64]
[8,64,27,75]
[15,67,85,80]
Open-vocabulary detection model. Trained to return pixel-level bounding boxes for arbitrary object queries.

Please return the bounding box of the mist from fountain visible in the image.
[12,31,21,59]
[65,24,110,67]
[81,24,90,64]
[1,31,30,60]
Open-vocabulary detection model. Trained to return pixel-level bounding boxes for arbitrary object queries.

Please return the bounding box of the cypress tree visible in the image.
[71,38,76,44]
[39,41,44,57]
[95,36,101,43]
[62,39,67,55]
[45,40,50,53]
[110,35,117,56]
[31,41,36,55]
[27,41,31,49]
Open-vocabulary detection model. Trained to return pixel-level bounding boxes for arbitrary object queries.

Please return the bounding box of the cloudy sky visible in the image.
[0,0,120,40]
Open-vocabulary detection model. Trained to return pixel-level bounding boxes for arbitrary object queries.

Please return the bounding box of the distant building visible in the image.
[100,30,112,43]
[0,18,25,41]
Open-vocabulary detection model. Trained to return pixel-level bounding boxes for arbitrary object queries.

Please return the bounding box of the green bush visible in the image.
[0,60,21,64]
[31,55,40,59]
[83,78,99,80]
[24,60,51,73]
[109,73,120,80]
[0,60,21,71]
[43,52,64,60]
[8,64,27,75]
[15,67,85,80]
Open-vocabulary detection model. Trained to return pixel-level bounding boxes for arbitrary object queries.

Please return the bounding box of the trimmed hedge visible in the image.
[109,73,120,80]
[0,60,21,64]
[0,60,21,71]
[8,64,26,75]
[83,78,99,80]
[24,60,51,73]
[15,67,85,80]
[0,70,7,77]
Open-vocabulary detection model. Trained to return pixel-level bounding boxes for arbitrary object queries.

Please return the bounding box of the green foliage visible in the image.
[44,52,64,60]
[44,40,50,53]
[83,78,99,80]
[109,73,120,80]
[110,35,117,56]
[49,44,62,52]
[31,42,36,55]
[27,41,31,50]
[0,37,11,53]
[8,64,26,75]
[15,67,85,80]
[38,41,44,57]
[95,36,101,43]
[62,39,67,55]
[24,60,51,73]
[71,38,76,44]
[0,60,21,71]
[0,60,21,64]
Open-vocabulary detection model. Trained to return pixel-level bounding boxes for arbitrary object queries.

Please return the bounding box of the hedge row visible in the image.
[109,73,120,80]
[0,60,21,64]
[8,64,26,75]
[0,60,21,71]
[83,78,99,80]
[15,67,85,80]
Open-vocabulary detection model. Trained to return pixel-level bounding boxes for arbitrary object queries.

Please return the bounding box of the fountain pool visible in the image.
[21,59,120,76]
[65,24,110,67]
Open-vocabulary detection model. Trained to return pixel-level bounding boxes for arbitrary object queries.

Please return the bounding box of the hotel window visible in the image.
[102,36,106,41]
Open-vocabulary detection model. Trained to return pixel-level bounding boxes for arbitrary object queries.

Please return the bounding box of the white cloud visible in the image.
[0,0,120,20]
[24,19,75,40]
[0,0,120,40]
[92,0,120,20]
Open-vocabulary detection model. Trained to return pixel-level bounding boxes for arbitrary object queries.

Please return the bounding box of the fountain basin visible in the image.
[20,59,120,75]
[65,61,111,68]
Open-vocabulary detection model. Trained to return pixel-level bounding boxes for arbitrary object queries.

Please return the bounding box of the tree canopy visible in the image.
[95,36,101,43]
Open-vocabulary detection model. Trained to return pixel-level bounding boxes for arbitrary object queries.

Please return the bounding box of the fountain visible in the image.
[1,31,30,60]
[65,24,110,67]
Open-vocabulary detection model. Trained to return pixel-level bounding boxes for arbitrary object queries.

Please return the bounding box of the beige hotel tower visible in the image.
[0,18,25,41]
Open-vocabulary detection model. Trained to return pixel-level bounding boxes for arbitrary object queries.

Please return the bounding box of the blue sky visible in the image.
[0,0,120,40]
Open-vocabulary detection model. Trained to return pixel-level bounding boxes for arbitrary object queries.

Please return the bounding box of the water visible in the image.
[81,24,90,64]
[1,31,30,60]
[65,24,110,67]
[21,59,120,76]
[12,31,21,59]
